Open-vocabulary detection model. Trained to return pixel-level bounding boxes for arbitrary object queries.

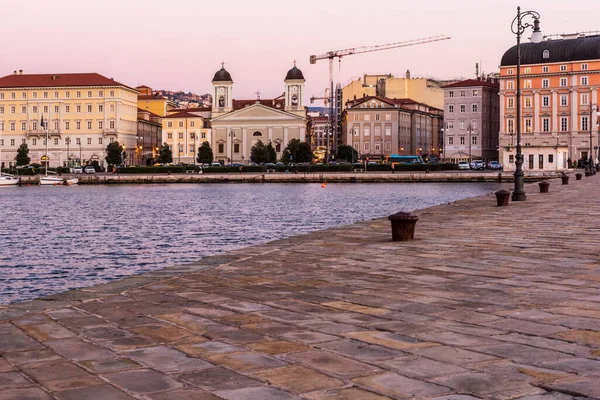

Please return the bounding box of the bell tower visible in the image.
[284,61,305,116]
[212,62,233,117]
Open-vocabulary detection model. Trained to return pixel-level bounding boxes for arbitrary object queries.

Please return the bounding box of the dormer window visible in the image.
[542,49,550,59]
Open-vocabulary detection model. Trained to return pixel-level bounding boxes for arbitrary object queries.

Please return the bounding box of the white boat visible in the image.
[39,171,64,186]
[0,173,19,187]
[64,177,78,185]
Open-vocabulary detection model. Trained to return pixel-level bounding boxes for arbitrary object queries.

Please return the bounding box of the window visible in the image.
[472,136,477,145]
[448,105,454,113]
[98,105,103,112]
[543,50,550,59]
[374,143,381,152]
[32,138,36,145]
[178,121,184,128]
[460,136,465,145]
[460,90,465,97]
[87,105,92,113]
[99,138,103,145]
[448,137,454,145]
[110,90,115,97]
[87,91,92,98]
[449,91,454,97]
[524,67,531,74]
[76,121,81,130]
[32,92,37,99]
[364,114,370,121]
[560,95,568,106]
[54,106,59,113]
[385,142,391,151]
[364,142,370,151]
[9,122,15,131]
[65,105,70,113]
[43,92,48,99]
[76,105,81,113]
[582,63,588,70]
[542,79,549,88]
[201,132,206,139]
[32,121,37,130]
[560,117,568,131]
[99,91,103,97]
[190,121,195,127]
[65,92,70,98]
[581,93,589,106]
[275,141,281,152]
[167,132,173,139]
[375,114,380,121]
[507,81,514,90]
[10,139,15,146]
[509,155,515,163]
[54,121,58,130]
[507,98,514,108]
[190,132,195,139]
[65,121,70,130]
[178,132,184,139]
[353,127,359,136]
[581,76,588,85]
[87,121,92,129]
[10,106,15,114]
[54,138,59,145]
[472,90,478,96]
[460,105,466,113]
[109,120,115,129]
[524,97,532,108]
[542,96,549,107]
[507,119,514,133]
[447,121,454,129]
[542,66,549,73]
[542,118,550,132]
[21,92,26,99]
[459,121,465,129]
[109,137,114,143]
[549,154,554,163]
[385,113,391,121]
[76,138,81,145]
[374,126,381,136]
[76,91,81,98]
[560,65,567,72]
[218,143,224,153]
[472,104,478,112]
[524,118,532,133]
[0,106,3,114]
[364,127,370,136]
[190,145,195,153]
[21,122,26,130]
[385,126,391,136]
[87,138,92,145]
[524,80,532,89]
[54,91,59,98]
[110,105,114,112]
[21,106,26,113]
[167,121,172,128]
[98,121,103,129]
[582,116,589,131]
[507,68,514,75]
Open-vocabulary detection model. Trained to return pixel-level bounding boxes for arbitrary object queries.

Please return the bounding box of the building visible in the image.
[499,32,600,171]
[342,71,446,111]
[136,108,162,165]
[161,109,211,164]
[342,96,443,160]
[0,71,138,168]
[209,63,307,164]
[442,78,500,163]
[309,116,330,162]
[137,85,176,117]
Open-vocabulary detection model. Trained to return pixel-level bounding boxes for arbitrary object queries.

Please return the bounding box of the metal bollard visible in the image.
[561,175,569,185]
[388,212,419,241]
[538,181,550,193]
[576,173,583,180]
[494,190,510,206]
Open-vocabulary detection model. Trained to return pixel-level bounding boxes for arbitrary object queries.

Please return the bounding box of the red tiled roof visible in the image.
[233,99,285,110]
[347,96,398,108]
[161,110,205,119]
[0,72,134,90]
[138,94,165,100]
[441,78,499,89]
[175,107,211,112]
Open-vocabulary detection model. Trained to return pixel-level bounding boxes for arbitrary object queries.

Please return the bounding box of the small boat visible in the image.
[64,178,78,186]
[0,173,20,187]
[39,174,65,186]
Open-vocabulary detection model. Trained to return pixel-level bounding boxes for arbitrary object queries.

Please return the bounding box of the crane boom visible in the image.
[309,35,451,64]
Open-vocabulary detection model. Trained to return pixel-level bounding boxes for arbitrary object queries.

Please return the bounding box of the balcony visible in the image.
[103,129,117,136]
[26,129,62,137]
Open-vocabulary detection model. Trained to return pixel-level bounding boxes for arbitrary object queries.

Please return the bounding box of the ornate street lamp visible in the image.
[511,6,542,201]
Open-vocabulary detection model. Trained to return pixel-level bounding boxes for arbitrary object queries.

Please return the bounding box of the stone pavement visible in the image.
[1,175,600,399]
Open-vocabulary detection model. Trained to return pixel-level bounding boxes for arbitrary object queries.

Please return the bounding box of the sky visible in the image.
[1,0,598,104]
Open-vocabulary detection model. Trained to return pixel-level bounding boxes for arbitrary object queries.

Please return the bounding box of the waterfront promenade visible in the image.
[1,176,599,399]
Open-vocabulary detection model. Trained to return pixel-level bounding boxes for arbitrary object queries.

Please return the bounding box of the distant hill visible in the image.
[153,89,212,108]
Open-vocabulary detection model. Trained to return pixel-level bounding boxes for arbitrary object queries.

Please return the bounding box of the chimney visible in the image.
[406,70,411,79]
[19,70,23,75]
[13,70,17,75]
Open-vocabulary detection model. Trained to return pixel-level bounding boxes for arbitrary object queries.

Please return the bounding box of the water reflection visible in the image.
[0,183,500,304]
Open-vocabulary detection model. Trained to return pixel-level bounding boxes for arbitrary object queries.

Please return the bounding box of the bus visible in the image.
[385,154,424,165]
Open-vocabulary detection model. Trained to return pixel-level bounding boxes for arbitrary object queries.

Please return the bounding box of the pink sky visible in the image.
[1,0,597,104]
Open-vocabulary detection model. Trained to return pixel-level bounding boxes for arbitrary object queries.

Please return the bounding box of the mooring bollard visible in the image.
[494,190,510,206]
[561,175,569,185]
[584,171,592,177]
[576,173,583,180]
[388,212,419,241]
[538,181,550,193]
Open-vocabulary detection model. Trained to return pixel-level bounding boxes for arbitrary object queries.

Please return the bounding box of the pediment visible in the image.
[211,103,305,122]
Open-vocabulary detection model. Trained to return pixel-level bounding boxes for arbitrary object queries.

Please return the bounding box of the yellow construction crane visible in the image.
[309,35,451,162]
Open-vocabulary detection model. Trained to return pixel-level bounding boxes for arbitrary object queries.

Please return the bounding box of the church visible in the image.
[209,63,308,164]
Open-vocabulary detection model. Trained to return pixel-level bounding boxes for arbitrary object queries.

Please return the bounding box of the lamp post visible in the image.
[511,6,542,201]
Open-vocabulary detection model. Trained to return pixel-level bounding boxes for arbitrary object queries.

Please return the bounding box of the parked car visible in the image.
[488,161,503,170]
[84,166,96,174]
[470,160,485,170]
[71,166,83,174]
[458,161,470,170]
[210,162,222,167]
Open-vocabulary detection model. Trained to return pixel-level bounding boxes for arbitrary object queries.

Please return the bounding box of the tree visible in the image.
[105,141,123,166]
[282,139,313,164]
[157,143,173,164]
[266,141,277,163]
[197,141,213,164]
[250,140,269,164]
[16,143,30,166]
[337,145,358,163]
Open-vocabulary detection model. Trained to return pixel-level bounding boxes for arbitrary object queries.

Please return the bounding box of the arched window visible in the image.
[252,131,262,137]
[543,49,550,59]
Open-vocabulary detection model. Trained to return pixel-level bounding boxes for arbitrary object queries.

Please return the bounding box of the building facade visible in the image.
[137,85,176,117]
[161,110,211,164]
[442,78,500,163]
[309,116,330,162]
[0,71,138,168]
[136,109,162,166]
[499,33,600,171]
[342,96,443,159]
[209,64,307,164]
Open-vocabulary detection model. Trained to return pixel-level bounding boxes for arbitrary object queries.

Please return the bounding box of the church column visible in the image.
[300,125,306,142]
[268,127,273,144]
[283,127,289,146]
[242,127,247,163]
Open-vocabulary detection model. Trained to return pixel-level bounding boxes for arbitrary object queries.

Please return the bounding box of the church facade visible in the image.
[209,64,307,164]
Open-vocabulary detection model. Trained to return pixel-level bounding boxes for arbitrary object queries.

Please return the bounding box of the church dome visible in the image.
[500,35,600,66]
[212,65,232,82]
[285,65,305,80]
